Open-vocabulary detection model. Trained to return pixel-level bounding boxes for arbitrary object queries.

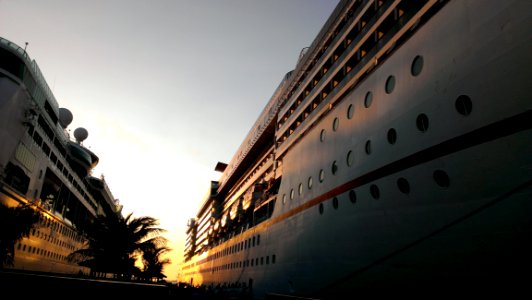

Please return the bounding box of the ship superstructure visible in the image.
[181,0,532,298]
[0,37,121,274]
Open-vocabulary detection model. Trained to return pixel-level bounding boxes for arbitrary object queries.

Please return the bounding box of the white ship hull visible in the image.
[1,36,119,276]
[181,0,532,298]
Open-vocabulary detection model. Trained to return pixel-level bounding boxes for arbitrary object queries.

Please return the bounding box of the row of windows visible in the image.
[31,228,77,251]
[35,214,83,243]
[193,234,262,267]
[16,242,69,263]
[185,254,277,276]
[318,169,451,214]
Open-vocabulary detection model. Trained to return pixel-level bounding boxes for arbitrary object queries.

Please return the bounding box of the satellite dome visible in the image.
[58,108,73,128]
[73,127,89,143]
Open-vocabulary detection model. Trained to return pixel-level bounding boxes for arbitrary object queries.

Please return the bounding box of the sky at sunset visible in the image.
[1,0,340,281]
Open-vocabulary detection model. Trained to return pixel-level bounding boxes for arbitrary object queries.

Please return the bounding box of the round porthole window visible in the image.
[411,55,424,76]
[385,75,395,94]
[347,104,354,119]
[364,91,373,108]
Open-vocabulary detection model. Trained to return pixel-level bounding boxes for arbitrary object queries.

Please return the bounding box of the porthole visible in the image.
[298,183,303,195]
[364,91,373,108]
[370,184,380,199]
[347,104,354,119]
[411,55,424,76]
[320,129,326,142]
[319,203,324,215]
[282,194,286,204]
[385,75,395,94]
[331,161,338,175]
[349,190,357,203]
[319,169,325,182]
[387,128,397,144]
[433,170,450,188]
[308,176,313,189]
[333,117,339,131]
[332,197,339,209]
[397,177,410,194]
[455,95,472,116]
[365,140,372,155]
[416,113,429,132]
[290,189,295,200]
[346,150,354,166]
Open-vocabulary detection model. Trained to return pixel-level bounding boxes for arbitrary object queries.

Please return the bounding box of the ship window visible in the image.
[251,259,254,266]
[331,161,338,175]
[282,194,286,204]
[266,256,270,264]
[397,177,410,194]
[308,176,313,189]
[385,75,395,94]
[346,150,354,166]
[256,258,259,265]
[411,55,424,76]
[416,114,429,132]
[257,235,260,245]
[319,203,324,215]
[253,236,256,246]
[290,189,295,200]
[433,170,450,188]
[261,257,264,265]
[349,190,357,203]
[370,184,380,199]
[320,129,326,142]
[298,183,303,195]
[272,255,276,264]
[365,140,372,155]
[387,128,397,144]
[364,91,373,108]
[347,104,354,119]
[319,169,325,182]
[455,95,472,116]
[332,197,339,209]
[333,117,339,131]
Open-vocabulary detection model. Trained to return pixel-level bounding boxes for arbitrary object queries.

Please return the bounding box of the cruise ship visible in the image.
[180,0,532,297]
[0,37,121,274]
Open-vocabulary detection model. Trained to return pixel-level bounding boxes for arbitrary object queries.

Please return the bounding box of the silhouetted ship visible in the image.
[179,0,531,298]
[0,37,121,274]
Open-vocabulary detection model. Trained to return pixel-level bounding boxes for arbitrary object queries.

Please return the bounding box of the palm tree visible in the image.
[141,244,171,282]
[0,202,40,269]
[68,211,169,280]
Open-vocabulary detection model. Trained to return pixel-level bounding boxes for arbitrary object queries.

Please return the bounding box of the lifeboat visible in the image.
[230,200,242,220]
[221,212,229,228]
[67,142,92,169]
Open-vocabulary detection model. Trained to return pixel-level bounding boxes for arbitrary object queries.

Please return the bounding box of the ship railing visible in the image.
[0,37,60,112]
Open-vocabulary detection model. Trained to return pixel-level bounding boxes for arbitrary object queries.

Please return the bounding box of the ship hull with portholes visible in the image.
[180,0,531,298]
[1,37,121,275]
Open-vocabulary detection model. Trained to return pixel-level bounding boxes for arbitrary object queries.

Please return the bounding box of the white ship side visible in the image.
[180,0,532,298]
